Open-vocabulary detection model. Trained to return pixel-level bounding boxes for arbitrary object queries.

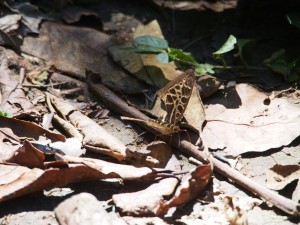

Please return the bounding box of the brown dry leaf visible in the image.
[113,177,179,216]
[156,164,213,216]
[197,74,223,99]
[113,164,212,216]
[47,94,127,161]
[55,193,127,225]
[0,152,167,203]
[126,141,173,168]
[4,1,52,33]
[0,51,33,115]
[56,153,165,181]
[113,147,181,216]
[109,20,178,89]
[266,164,300,203]
[21,22,146,94]
[0,115,65,165]
[152,0,238,12]
[61,6,102,25]
[0,15,21,33]
[202,84,300,156]
[5,140,45,168]
[0,115,65,142]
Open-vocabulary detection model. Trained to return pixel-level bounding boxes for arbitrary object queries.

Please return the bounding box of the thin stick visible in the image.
[88,81,300,217]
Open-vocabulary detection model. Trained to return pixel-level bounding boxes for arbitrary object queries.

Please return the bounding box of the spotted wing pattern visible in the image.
[123,70,195,135]
[158,69,195,126]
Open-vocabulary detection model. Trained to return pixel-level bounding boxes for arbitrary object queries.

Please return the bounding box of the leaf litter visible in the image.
[0,1,299,225]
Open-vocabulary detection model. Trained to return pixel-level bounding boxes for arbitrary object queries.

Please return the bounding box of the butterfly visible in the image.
[121,69,195,135]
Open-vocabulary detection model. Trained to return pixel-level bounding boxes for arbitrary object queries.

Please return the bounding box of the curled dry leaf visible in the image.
[113,164,212,216]
[0,115,65,166]
[156,164,213,216]
[0,152,168,203]
[47,94,127,161]
[0,115,65,142]
[113,177,179,216]
[6,140,45,168]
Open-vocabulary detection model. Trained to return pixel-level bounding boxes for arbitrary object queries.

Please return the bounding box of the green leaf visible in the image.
[134,36,168,50]
[236,39,256,65]
[195,63,215,75]
[168,48,197,63]
[286,12,300,29]
[123,46,163,54]
[0,110,12,118]
[156,52,169,64]
[264,49,299,82]
[213,35,237,55]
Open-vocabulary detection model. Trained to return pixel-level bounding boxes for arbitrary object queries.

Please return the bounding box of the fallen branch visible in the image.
[88,81,300,217]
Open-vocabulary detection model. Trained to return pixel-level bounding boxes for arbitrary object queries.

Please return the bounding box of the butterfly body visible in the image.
[122,70,195,135]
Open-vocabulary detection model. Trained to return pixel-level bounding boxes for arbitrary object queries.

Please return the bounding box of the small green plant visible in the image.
[0,110,12,118]
[130,35,299,82]
[264,49,299,82]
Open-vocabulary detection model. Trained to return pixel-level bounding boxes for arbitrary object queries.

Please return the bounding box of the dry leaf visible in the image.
[47,94,127,161]
[0,152,169,203]
[202,84,300,156]
[55,193,127,225]
[0,53,33,115]
[113,177,179,216]
[109,20,178,89]
[152,0,237,12]
[4,1,52,33]
[126,141,173,168]
[22,22,146,94]
[0,14,21,33]
[266,164,300,203]
[113,164,212,216]
[157,164,212,216]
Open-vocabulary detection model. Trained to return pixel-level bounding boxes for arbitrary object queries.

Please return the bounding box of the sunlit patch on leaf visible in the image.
[156,52,169,64]
[213,35,237,55]
[195,63,215,75]
[169,48,197,63]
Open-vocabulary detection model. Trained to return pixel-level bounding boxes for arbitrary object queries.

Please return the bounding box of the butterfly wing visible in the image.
[159,70,195,125]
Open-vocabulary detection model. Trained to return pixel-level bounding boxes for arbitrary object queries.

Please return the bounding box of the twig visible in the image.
[22,82,67,88]
[19,67,25,85]
[88,81,300,217]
